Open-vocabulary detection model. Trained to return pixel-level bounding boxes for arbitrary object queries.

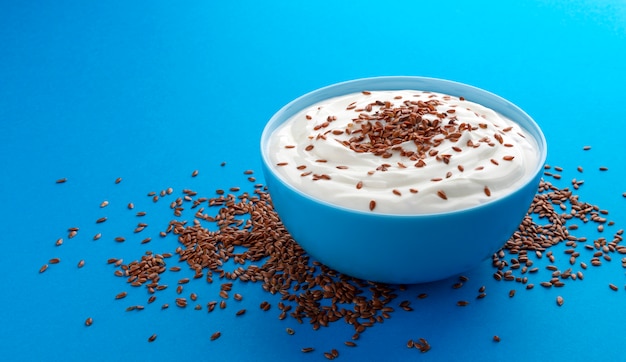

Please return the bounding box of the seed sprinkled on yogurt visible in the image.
[268,90,539,214]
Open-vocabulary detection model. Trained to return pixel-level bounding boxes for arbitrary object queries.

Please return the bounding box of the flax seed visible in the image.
[437,190,447,200]
[609,283,618,291]
[148,334,157,342]
[39,264,48,273]
[556,296,564,306]
[369,200,376,211]
[210,331,221,341]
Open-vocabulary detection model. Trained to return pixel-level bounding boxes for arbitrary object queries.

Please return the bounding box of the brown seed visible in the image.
[236,309,246,316]
[49,258,61,264]
[502,155,515,161]
[77,260,85,268]
[609,283,619,291]
[556,296,564,306]
[508,290,516,298]
[192,170,199,177]
[493,335,500,342]
[39,264,48,273]
[210,331,221,341]
[583,145,591,150]
[114,236,125,242]
[85,317,93,326]
[301,347,314,353]
[96,217,107,223]
[115,292,127,299]
[56,178,67,184]
[148,334,157,342]
[127,202,134,209]
[484,186,491,197]
[369,200,376,211]
[356,181,363,189]
[100,200,109,208]
[457,300,469,306]
[437,190,447,200]
[115,177,122,184]
[599,166,608,171]
[286,328,295,335]
[55,238,63,246]
[93,233,102,240]
[344,341,356,347]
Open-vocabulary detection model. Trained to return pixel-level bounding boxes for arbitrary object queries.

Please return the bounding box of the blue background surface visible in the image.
[1,1,625,361]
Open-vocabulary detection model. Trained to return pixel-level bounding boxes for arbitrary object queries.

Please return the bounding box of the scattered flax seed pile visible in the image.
[44,156,624,359]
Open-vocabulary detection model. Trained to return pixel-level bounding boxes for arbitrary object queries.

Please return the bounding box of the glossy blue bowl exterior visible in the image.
[261,76,547,284]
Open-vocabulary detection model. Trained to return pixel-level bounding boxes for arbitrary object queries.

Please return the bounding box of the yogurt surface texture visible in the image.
[267,90,540,214]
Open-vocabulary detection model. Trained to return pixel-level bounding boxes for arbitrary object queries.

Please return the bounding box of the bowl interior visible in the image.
[261,76,547,216]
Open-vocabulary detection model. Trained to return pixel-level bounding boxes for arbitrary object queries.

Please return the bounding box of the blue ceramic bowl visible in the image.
[260,76,547,284]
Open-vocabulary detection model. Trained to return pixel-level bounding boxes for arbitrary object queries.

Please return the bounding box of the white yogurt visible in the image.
[268,90,539,214]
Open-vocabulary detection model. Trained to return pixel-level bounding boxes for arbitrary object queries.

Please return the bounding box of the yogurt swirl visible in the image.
[268,90,539,214]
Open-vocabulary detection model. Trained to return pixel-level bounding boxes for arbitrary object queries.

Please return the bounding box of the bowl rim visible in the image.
[260,75,547,218]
